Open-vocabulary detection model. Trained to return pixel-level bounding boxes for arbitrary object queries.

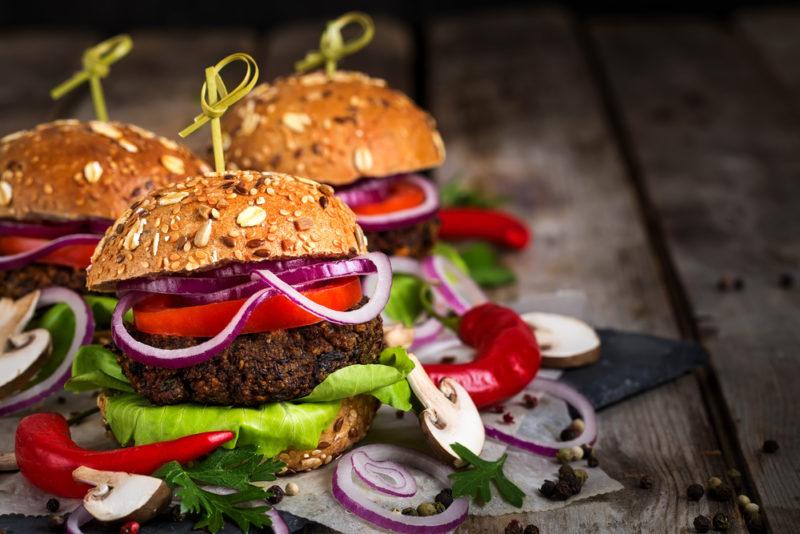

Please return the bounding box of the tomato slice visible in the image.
[133,276,363,337]
[352,179,426,216]
[0,236,95,270]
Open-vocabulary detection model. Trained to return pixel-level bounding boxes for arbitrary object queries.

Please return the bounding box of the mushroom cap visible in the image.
[221,71,445,186]
[0,120,209,222]
[521,312,601,368]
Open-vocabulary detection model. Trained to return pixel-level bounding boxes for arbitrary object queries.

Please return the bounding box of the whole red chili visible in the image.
[16,412,233,498]
[438,208,531,250]
[423,303,540,407]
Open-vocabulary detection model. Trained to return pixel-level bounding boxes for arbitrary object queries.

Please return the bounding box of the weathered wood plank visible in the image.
[0,31,95,133]
[428,8,739,533]
[737,6,800,101]
[592,18,800,533]
[71,30,256,154]
[261,15,414,95]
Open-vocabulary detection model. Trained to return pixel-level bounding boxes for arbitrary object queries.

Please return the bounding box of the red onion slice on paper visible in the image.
[267,509,289,534]
[0,287,95,416]
[484,378,597,457]
[351,450,417,497]
[332,444,468,534]
[0,234,101,271]
[355,175,439,232]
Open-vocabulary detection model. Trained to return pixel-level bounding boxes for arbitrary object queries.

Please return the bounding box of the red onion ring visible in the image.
[484,378,597,457]
[267,509,289,534]
[421,255,488,316]
[0,287,94,416]
[0,220,84,239]
[389,256,422,277]
[355,175,439,231]
[409,317,444,350]
[336,176,395,208]
[252,252,391,326]
[65,504,93,534]
[111,253,391,368]
[332,444,468,533]
[0,234,101,271]
[351,450,417,497]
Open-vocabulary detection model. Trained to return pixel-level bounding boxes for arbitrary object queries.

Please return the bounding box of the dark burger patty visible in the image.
[364,217,439,259]
[0,263,86,299]
[115,310,384,406]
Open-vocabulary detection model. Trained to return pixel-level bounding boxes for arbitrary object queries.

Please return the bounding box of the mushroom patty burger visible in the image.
[221,71,445,258]
[0,120,208,298]
[69,170,413,472]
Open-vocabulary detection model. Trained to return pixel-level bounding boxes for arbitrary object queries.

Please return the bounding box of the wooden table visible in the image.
[1,5,799,532]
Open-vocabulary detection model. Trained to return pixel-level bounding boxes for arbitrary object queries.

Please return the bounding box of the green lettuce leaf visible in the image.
[84,295,118,330]
[65,345,133,393]
[384,274,428,327]
[104,392,342,457]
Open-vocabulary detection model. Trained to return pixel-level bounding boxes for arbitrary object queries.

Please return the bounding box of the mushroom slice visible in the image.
[0,329,51,400]
[382,323,414,348]
[0,291,40,348]
[521,312,601,368]
[73,466,172,524]
[0,451,17,472]
[406,353,484,466]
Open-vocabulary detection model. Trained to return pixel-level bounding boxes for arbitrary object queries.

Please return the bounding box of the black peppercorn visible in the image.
[170,505,186,522]
[434,488,453,508]
[504,519,523,534]
[712,512,730,531]
[639,475,654,489]
[552,480,574,501]
[523,525,540,534]
[778,272,794,289]
[762,439,779,453]
[47,514,66,532]
[401,507,417,516]
[558,463,575,478]
[587,455,599,468]
[539,479,556,498]
[46,497,60,513]
[687,483,704,501]
[267,484,284,505]
[559,426,580,441]
[693,514,711,532]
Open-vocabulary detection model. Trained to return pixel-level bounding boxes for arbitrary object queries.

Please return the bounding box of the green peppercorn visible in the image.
[693,514,711,532]
[687,483,704,501]
[737,494,750,507]
[434,501,446,514]
[712,512,730,531]
[762,439,779,453]
[639,475,654,489]
[574,469,589,486]
[417,502,438,517]
[556,447,573,463]
[707,476,722,489]
[744,502,759,515]
[401,507,418,516]
[523,525,540,534]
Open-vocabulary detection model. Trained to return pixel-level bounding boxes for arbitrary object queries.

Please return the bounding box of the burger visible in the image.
[220,71,445,259]
[69,170,411,471]
[0,120,208,299]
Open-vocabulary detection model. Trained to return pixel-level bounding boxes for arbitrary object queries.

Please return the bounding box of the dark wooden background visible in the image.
[1,1,799,532]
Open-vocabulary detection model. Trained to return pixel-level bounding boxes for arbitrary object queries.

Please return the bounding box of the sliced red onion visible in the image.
[0,287,94,416]
[208,257,311,278]
[409,317,444,350]
[332,444,468,533]
[351,450,417,497]
[355,175,439,231]
[267,509,289,534]
[484,378,597,457]
[336,176,395,207]
[65,504,93,534]
[0,220,85,239]
[253,252,391,326]
[421,255,488,316]
[390,256,422,277]
[0,234,101,271]
[112,253,391,368]
[85,218,113,235]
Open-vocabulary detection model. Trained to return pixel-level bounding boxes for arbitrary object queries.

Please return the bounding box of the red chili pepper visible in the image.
[15,412,233,498]
[438,208,531,250]
[423,303,540,408]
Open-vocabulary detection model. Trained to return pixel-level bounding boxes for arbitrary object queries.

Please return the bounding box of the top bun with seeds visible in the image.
[87,170,368,291]
[0,119,209,222]
[220,71,445,186]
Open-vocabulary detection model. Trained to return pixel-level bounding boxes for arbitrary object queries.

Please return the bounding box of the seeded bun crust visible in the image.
[0,120,209,221]
[97,392,378,473]
[87,170,368,291]
[221,71,445,186]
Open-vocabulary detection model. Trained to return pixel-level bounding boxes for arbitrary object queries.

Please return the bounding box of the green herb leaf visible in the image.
[155,446,284,533]
[459,242,516,288]
[448,442,525,508]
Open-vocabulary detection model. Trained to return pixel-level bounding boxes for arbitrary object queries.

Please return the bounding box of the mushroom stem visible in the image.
[0,451,18,472]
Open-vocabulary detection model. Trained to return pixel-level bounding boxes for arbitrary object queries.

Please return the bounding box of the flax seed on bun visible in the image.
[87,170,368,291]
[221,71,445,185]
[0,120,209,221]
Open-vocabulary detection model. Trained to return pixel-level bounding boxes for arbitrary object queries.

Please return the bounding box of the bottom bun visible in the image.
[97,392,378,473]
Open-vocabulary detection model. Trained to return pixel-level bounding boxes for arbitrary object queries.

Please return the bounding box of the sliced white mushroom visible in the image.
[521,312,601,368]
[382,323,414,348]
[73,466,172,524]
[0,329,51,399]
[0,451,18,472]
[0,290,39,347]
[406,353,484,466]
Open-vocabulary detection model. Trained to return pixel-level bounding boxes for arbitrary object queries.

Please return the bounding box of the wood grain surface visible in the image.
[593,16,800,533]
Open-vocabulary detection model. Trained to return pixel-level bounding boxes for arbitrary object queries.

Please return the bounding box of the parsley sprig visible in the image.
[155,446,285,533]
[449,442,525,507]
